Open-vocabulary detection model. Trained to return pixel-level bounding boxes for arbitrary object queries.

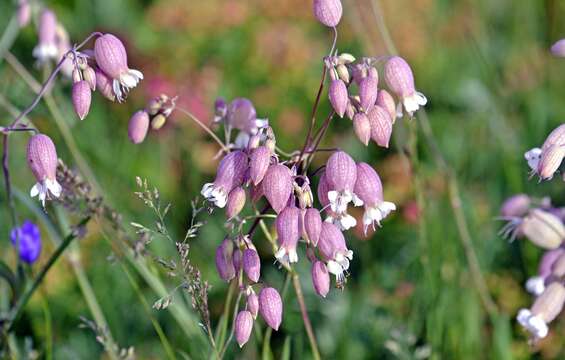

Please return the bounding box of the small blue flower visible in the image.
[10,220,42,264]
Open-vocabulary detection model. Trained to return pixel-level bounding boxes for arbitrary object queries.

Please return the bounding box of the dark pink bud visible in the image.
[247,292,259,318]
[201,151,248,208]
[352,112,371,146]
[243,249,261,283]
[500,194,530,218]
[72,80,91,120]
[325,151,357,192]
[304,208,322,246]
[259,287,283,331]
[250,146,271,185]
[376,90,397,122]
[275,206,301,264]
[33,9,58,61]
[235,310,254,347]
[128,111,150,144]
[215,239,235,281]
[262,164,293,213]
[329,79,348,118]
[368,106,392,148]
[94,34,143,102]
[359,75,378,112]
[384,56,426,116]
[311,261,330,297]
[27,134,62,206]
[95,68,116,102]
[226,186,246,219]
[313,0,343,27]
[551,39,565,57]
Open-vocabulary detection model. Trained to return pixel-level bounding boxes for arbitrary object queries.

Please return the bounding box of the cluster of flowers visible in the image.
[500,123,565,340]
[192,0,428,348]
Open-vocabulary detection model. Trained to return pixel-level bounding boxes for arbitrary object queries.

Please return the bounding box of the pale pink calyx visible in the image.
[33,9,58,62]
[384,56,427,116]
[354,163,396,233]
[27,134,62,207]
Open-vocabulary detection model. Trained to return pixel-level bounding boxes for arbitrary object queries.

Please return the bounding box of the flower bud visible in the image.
[259,287,283,331]
[304,208,323,246]
[376,90,397,122]
[336,64,350,83]
[359,75,378,112]
[313,0,343,27]
[95,68,116,102]
[311,261,330,298]
[72,80,91,120]
[368,105,393,148]
[250,146,271,185]
[500,194,530,218]
[226,186,246,219]
[352,112,371,146]
[215,239,235,281]
[151,114,167,130]
[338,53,355,64]
[329,79,348,118]
[247,292,259,318]
[263,164,293,213]
[235,310,254,347]
[243,249,261,283]
[83,66,97,91]
[202,151,249,208]
[27,134,62,206]
[128,111,150,144]
[11,220,41,264]
[72,68,82,83]
[520,209,565,249]
[551,39,565,57]
[538,145,565,180]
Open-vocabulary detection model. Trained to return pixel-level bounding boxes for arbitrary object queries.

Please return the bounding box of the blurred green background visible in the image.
[2,0,565,358]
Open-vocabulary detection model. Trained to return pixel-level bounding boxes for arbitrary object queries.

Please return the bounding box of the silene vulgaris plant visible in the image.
[0,0,427,357]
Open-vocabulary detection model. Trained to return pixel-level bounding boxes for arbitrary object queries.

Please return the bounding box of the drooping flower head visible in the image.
[354,162,396,233]
[128,110,150,144]
[368,106,393,148]
[11,220,41,264]
[384,56,427,117]
[94,34,143,102]
[249,145,271,185]
[329,79,348,118]
[313,0,343,27]
[17,0,31,28]
[72,80,92,120]
[235,310,254,347]
[243,248,261,283]
[517,282,565,339]
[201,151,248,208]
[215,238,236,281]
[537,145,565,180]
[275,206,301,264]
[33,9,58,62]
[376,89,398,122]
[27,134,62,206]
[303,208,323,246]
[352,112,371,146]
[226,98,268,135]
[317,172,356,230]
[226,186,247,219]
[311,260,330,297]
[317,222,352,285]
[358,73,378,112]
[525,248,565,296]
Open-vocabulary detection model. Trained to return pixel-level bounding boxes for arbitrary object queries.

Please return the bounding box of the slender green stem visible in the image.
[7,217,90,330]
[292,274,321,360]
[175,106,229,152]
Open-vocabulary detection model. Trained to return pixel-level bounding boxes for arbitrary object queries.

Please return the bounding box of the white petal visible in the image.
[326,260,343,276]
[352,193,364,207]
[340,214,357,230]
[525,276,545,296]
[525,148,542,172]
[415,91,427,106]
[46,179,62,198]
[288,249,298,263]
[129,69,144,80]
[30,183,40,197]
[328,191,338,203]
[201,183,215,197]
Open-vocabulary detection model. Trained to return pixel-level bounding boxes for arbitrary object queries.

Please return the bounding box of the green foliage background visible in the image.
[2,0,565,358]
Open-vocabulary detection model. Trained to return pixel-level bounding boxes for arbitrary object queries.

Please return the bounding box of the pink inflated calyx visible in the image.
[95,68,116,101]
[247,292,259,319]
[215,238,236,281]
[317,222,352,285]
[358,74,378,112]
[201,151,248,208]
[525,248,565,296]
[72,80,92,120]
[94,34,143,102]
[311,261,331,297]
[128,110,150,144]
[354,162,396,233]
[275,206,301,264]
[243,248,261,283]
[376,89,397,122]
[304,208,323,246]
[329,79,348,118]
[227,98,267,135]
[226,186,246,219]
[27,134,62,207]
[353,112,371,146]
[324,151,361,229]
[384,56,427,116]
[537,145,565,181]
[259,287,283,331]
[313,0,343,27]
[33,9,58,62]
[368,105,393,148]
[235,310,254,348]
[262,164,293,214]
[250,146,271,185]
